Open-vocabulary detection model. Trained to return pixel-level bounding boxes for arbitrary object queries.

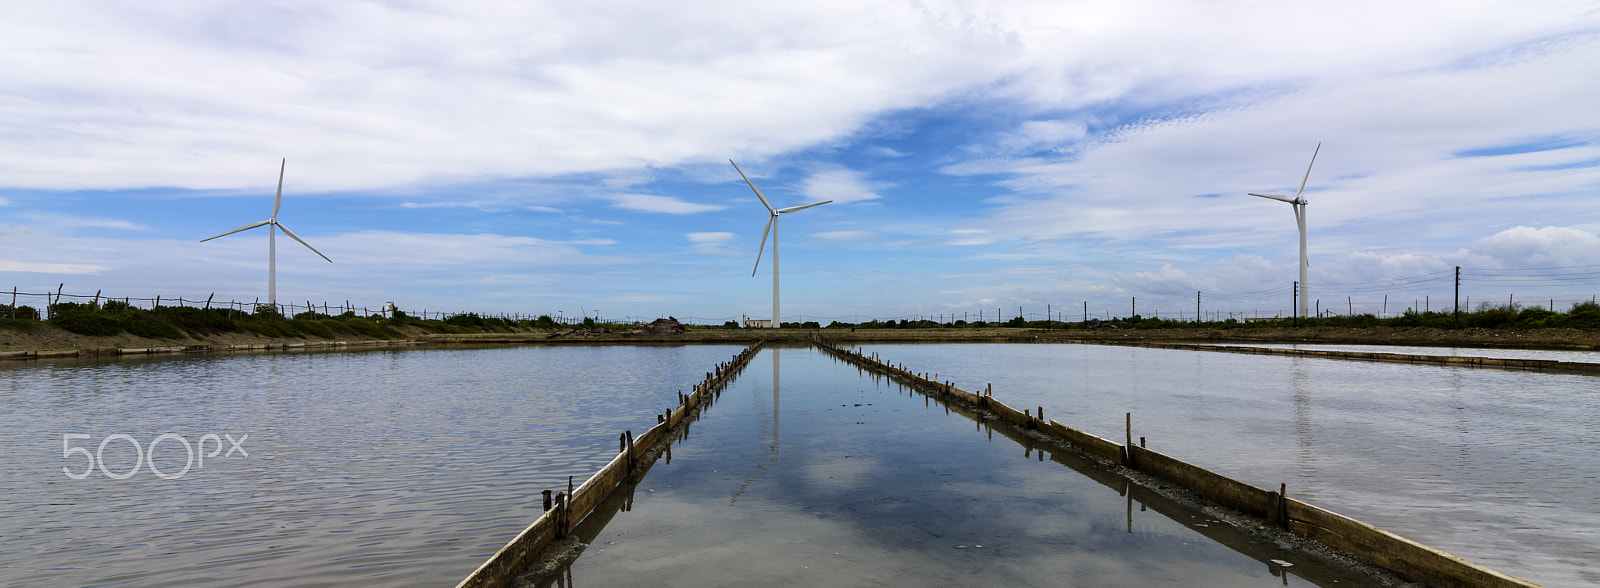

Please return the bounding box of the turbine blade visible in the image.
[200,220,271,242]
[777,200,832,214]
[1248,193,1296,204]
[1293,143,1320,199]
[275,222,333,263]
[730,159,775,213]
[752,214,773,277]
[273,158,286,218]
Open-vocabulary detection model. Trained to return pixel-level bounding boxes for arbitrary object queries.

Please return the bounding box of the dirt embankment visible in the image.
[5,322,1598,358]
[0,323,438,357]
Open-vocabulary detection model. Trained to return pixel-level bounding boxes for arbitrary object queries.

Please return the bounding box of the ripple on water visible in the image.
[0,344,742,587]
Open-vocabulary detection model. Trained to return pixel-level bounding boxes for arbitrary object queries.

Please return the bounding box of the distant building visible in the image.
[743,318,773,328]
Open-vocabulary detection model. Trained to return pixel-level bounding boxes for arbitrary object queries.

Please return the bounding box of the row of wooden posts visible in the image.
[808,337,1537,588]
[1,286,560,323]
[456,342,764,588]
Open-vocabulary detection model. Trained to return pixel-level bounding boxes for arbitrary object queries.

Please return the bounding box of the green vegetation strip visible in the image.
[456,342,763,588]
[811,337,1541,588]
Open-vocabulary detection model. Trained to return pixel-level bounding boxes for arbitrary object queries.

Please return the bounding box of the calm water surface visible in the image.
[855,343,1600,588]
[1196,342,1600,363]
[550,347,1378,587]
[0,345,740,586]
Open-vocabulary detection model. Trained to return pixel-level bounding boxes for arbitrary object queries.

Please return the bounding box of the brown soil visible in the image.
[5,323,1597,359]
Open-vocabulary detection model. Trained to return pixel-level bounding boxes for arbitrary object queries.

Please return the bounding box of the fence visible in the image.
[1,286,594,325]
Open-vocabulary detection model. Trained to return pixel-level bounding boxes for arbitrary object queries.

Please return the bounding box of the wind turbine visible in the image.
[201,158,332,306]
[1248,143,1320,320]
[731,159,830,328]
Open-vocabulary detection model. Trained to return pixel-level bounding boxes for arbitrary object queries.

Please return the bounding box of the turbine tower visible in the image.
[731,160,830,328]
[201,158,332,306]
[1248,143,1320,319]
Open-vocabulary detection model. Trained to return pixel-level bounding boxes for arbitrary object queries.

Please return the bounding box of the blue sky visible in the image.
[3,1,1599,324]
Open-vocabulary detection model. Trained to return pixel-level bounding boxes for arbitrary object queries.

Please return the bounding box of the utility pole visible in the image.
[1454,266,1461,328]
[1132,297,1136,317]
[1196,291,1201,324]
[1083,301,1087,323]
[1293,281,1299,327]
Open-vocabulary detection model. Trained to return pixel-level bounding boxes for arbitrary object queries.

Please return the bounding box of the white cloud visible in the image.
[685,231,741,256]
[810,230,875,242]
[946,228,995,246]
[1110,264,1195,296]
[0,259,108,274]
[607,194,724,214]
[801,169,883,205]
[1471,225,1600,267]
[17,212,142,231]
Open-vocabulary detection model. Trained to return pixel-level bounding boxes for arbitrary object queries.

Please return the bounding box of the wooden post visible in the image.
[205,293,214,309]
[93,289,101,308]
[1124,412,1133,467]
[542,490,552,511]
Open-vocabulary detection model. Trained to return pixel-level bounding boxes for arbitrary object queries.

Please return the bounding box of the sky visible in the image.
[3,1,1599,324]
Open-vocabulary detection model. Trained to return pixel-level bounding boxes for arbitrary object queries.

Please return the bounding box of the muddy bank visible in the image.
[420,325,1600,350]
[5,322,1598,358]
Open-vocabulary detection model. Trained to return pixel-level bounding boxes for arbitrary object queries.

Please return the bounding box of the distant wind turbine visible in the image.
[1248,143,1320,319]
[201,158,332,306]
[731,159,830,328]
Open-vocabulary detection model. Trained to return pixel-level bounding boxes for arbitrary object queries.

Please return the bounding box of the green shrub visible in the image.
[318,318,352,336]
[0,305,39,320]
[51,311,124,336]
[116,310,182,338]
[293,319,335,339]
[161,307,238,333]
[239,320,294,338]
[343,317,387,338]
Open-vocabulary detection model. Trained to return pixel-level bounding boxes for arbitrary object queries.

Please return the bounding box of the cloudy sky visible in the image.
[3,1,1598,323]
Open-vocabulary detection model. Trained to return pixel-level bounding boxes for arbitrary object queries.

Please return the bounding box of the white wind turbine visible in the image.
[201,158,332,306]
[731,159,831,328]
[1248,143,1320,319]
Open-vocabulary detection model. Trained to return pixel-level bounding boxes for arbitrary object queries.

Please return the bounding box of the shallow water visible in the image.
[1194,342,1600,363]
[854,342,1600,588]
[549,346,1379,587]
[0,345,741,586]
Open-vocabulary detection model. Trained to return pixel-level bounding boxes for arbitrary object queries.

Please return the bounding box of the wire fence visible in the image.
[7,264,1600,327]
[0,286,596,325]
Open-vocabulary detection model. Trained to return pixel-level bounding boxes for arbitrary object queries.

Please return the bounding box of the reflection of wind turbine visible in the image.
[201,159,332,305]
[1248,143,1319,319]
[771,347,780,453]
[731,160,830,328]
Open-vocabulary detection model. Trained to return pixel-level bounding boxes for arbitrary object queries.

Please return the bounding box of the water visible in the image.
[547,347,1379,587]
[0,344,741,586]
[1194,342,1600,363]
[4,343,1592,586]
[855,342,1600,588]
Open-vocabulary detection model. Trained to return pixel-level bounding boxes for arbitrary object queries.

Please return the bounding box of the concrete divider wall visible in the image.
[1082,340,1600,376]
[810,337,1540,588]
[456,342,763,588]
